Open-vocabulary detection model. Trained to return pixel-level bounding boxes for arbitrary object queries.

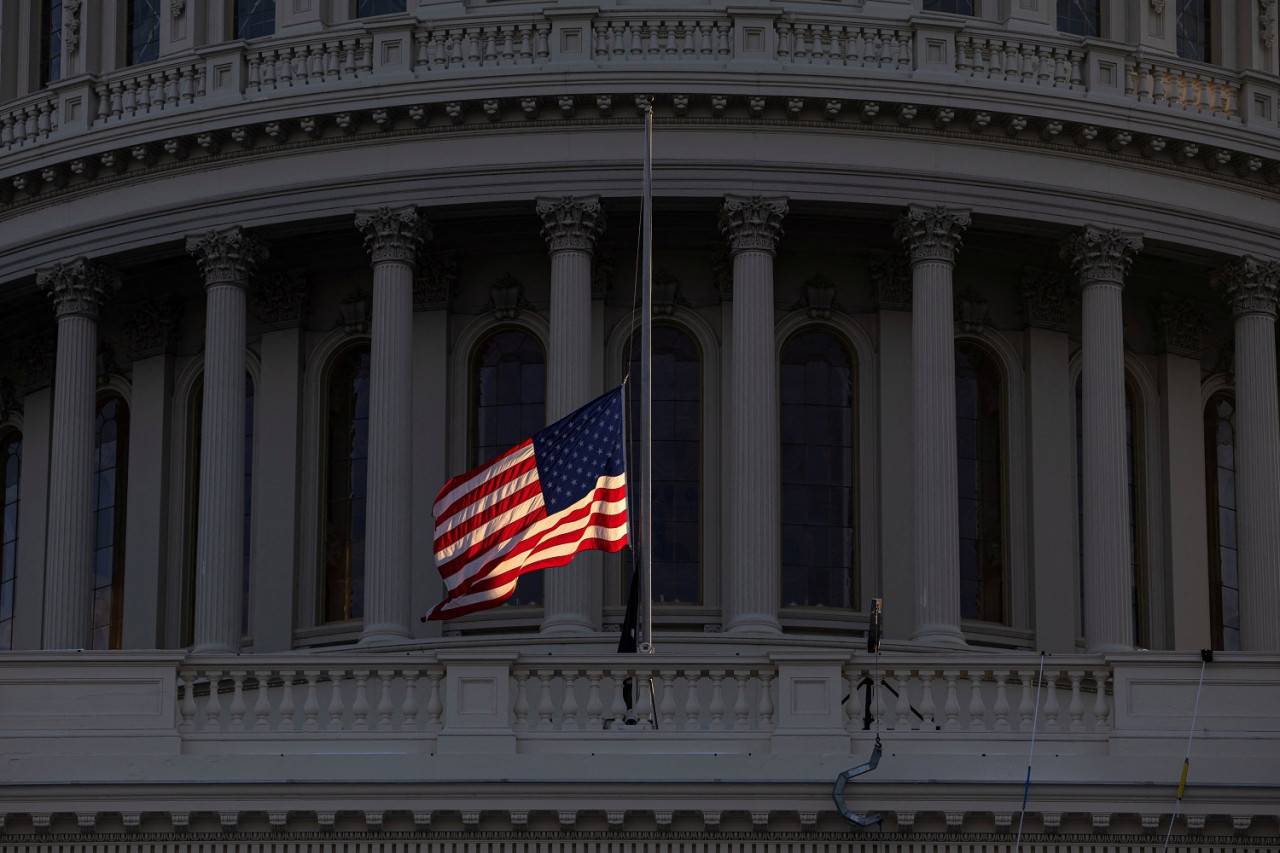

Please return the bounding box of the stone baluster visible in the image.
[1213,256,1280,650]
[719,195,788,635]
[537,196,605,634]
[355,207,429,645]
[36,259,121,650]
[895,205,971,649]
[1062,226,1143,652]
[186,227,268,654]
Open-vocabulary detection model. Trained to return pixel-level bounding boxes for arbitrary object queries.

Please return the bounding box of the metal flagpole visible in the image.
[639,99,654,654]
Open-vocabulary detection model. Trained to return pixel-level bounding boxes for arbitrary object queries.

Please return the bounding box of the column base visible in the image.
[539,616,596,636]
[725,616,783,636]
[191,640,239,655]
[909,625,969,649]
[358,624,413,646]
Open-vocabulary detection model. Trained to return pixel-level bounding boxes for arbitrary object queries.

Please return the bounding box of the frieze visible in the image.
[1153,292,1206,357]
[1020,268,1073,331]
[1060,226,1143,285]
[186,226,268,287]
[537,196,605,254]
[254,268,311,327]
[123,296,180,359]
[1212,254,1280,318]
[718,195,787,256]
[894,205,970,264]
[355,207,430,266]
[35,257,121,319]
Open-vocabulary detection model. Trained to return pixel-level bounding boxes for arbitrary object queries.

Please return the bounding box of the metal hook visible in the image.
[832,741,883,827]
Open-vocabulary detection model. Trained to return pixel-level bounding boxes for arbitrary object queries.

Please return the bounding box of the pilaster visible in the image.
[719,195,786,635]
[1061,225,1142,653]
[895,205,970,649]
[36,258,121,650]
[355,206,429,646]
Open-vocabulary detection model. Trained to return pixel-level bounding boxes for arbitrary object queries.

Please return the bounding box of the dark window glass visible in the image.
[956,343,1005,623]
[324,346,371,623]
[1057,0,1100,36]
[1076,379,1145,645]
[127,0,161,64]
[1176,0,1211,62]
[234,0,276,39]
[626,326,702,605]
[40,0,63,85]
[92,396,129,650]
[1204,393,1239,651]
[780,330,856,609]
[923,0,977,14]
[355,0,406,17]
[472,330,546,607]
[0,431,20,650]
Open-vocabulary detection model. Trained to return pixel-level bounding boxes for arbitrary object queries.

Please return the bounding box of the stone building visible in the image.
[1,0,1279,850]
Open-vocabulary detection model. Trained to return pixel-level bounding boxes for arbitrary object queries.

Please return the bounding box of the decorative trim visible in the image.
[254,268,310,327]
[718,195,787,256]
[123,296,180,359]
[414,251,459,311]
[186,226,268,287]
[354,206,430,266]
[1020,268,1073,331]
[35,257,121,319]
[1153,293,1206,356]
[954,287,989,334]
[171,0,186,17]
[337,288,371,334]
[1262,0,1278,50]
[895,205,970,264]
[536,196,605,254]
[1060,226,1142,285]
[652,267,685,316]
[1212,254,1280,318]
[64,0,82,54]
[486,273,531,319]
[871,252,912,310]
[793,273,839,318]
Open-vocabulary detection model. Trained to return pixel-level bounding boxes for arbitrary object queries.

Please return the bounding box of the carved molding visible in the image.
[1213,254,1280,318]
[1151,0,1166,14]
[536,196,606,254]
[15,330,56,391]
[186,226,268,287]
[0,378,20,420]
[794,273,839,318]
[711,240,733,301]
[486,273,531,319]
[64,0,82,54]
[1020,267,1074,331]
[591,241,616,299]
[354,206,430,266]
[337,289,371,334]
[414,251,459,311]
[35,257,121,319]
[1153,292,1207,356]
[871,252,912,310]
[652,267,684,316]
[254,268,310,327]
[955,287,989,333]
[123,296,180,360]
[718,195,788,256]
[171,0,186,17]
[895,205,970,264]
[1060,226,1143,285]
[1263,0,1278,50]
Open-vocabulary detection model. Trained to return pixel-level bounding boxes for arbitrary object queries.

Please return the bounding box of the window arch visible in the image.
[626,325,702,605]
[1204,391,1239,650]
[0,428,20,650]
[321,344,371,624]
[956,341,1005,624]
[471,328,546,607]
[91,394,129,650]
[779,328,857,609]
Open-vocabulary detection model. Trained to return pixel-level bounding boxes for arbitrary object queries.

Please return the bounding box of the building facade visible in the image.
[1,0,1279,850]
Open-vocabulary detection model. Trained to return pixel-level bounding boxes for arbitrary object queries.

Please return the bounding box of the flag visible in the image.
[427,386,629,620]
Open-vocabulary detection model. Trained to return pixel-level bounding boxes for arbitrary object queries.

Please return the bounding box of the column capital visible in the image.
[355,206,430,266]
[1213,254,1280,318]
[718,195,788,256]
[186,226,268,287]
[894,205,971,264]
[36,258,121,319]
[537,196,606,254]
[1060,226,1142,285]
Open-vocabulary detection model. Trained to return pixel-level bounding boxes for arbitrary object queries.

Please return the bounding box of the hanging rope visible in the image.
[1013,652,1047,853]
[1162,650,1211,853]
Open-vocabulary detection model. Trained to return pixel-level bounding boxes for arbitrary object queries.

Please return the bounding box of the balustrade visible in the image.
[93,63,206,123]
[955,33,1082,88]
[246,37,373,92]
[776,22,911,69]
[592,19,731,63]
[1126,57,1239,118]
[0,96,58,149]
[416,22,550,70]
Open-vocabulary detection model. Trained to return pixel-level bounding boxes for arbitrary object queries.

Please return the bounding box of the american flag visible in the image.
[427,386,629,620]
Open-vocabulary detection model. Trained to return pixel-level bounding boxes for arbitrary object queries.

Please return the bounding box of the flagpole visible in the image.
[639,100,654,654]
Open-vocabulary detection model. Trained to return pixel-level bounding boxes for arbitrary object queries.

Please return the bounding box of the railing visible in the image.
[776,22,912,70]
[246,36,374,92]
[92,62,207,123]
[416,22,550,70]
[955,32,1083,89]
[592,19,732,64]
[1126,55,1239,118]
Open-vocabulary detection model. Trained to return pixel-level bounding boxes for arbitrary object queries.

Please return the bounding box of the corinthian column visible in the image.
[37,259,121,649]
[355,206,429,646]
[719,195,787,635]
[1062,225,1142,653]
[186,226,267,654]
[895,205,971,649]
[537,195,605,634]
[1214,256,1280,651]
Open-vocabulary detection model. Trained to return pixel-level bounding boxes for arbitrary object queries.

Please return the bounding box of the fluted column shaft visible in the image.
[896,206,970,649]
[187,227,266,654]
[720,196,787,635]
[537,196,604,634]
[37,259,120,649]
[1217,257,1280,650]
[356,207,429,645]
[1063,226,1142,653]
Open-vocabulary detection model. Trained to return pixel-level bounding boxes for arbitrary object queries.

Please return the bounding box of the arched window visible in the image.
[472,329,545,607]
[183,374,256,645]
[1075,378,1146,645]
[127,0,161,65]
[1057,0,1100,35]
[0,430,20,650]
[780,329,856,609]
[91,395,129,650]
[322,345,371,623]
[956,342,1005,624]
[39,0,62,85]
[1176,0,1211,62]
[1204,391,1239,650]
[626,325,702,605]
[234,0,275,39]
